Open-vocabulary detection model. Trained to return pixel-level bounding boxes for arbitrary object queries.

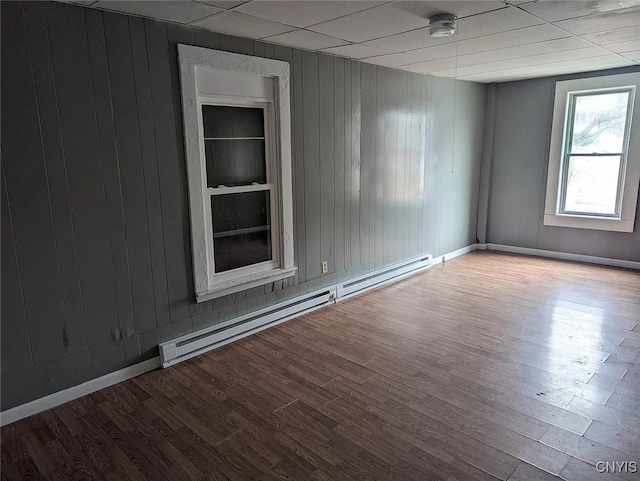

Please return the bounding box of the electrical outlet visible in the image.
[321,261,328,274]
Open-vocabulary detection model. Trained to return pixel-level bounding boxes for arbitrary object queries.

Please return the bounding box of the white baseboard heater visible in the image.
[160,287,336,368]
[160,254,432,368]
[336,254,432,300]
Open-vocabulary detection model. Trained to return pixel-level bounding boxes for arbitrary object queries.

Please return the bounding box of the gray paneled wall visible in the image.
[485,67,640,261]
[0,1,485,410]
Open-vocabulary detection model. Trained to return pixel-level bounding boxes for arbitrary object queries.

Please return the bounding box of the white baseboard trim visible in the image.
[431,244,481,264]
[485,243,640,270]
[0,357,160,427]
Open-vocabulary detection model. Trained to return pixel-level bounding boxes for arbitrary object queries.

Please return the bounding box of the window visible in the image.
[179,45,295,302]
[544,72,640,233]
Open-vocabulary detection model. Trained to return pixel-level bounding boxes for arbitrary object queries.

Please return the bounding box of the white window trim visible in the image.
[544,72,640,233]
[178,44,296,302]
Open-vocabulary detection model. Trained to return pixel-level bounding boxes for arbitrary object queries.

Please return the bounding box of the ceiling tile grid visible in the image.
[66,0,640,83]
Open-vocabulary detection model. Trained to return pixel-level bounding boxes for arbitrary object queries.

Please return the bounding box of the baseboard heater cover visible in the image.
[160,253,433,368]
[159,287,337,368]
[336,254,432,300]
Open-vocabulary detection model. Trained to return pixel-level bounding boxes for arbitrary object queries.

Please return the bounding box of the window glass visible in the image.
[211,191,272,273]
[570,91,629,154]
[564,155,620,215]
[203,105,267,187]
[205,139,266,187]
[202,105,264,138]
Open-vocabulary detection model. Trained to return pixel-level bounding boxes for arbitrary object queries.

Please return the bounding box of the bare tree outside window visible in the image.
[562,91,630,216]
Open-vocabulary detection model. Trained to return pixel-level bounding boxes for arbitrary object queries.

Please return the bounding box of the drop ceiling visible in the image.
[68,0,640,83]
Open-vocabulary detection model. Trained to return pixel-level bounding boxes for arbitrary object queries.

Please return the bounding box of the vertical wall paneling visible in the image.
[219,34,234,53]
[350,61,362,268]
[319,54,335,274]
[130,17,172,328]
[374,66,386,269]
[0,165,33,371]
[383,68,398,264]
[302,51,321,279]
[358,62,370,270]
[406,74,418,258]
[417,76,427,253]
[145,19,191,322]
[263,42,275,59]
[1,2,69,365]
[104,12,157,335]
[24,2,86,354]
[396,71,409,262]
[292,48,306,284]
[84,9,136,344]
[194,28,221,51]
[333,57,346,275]
[231,36,254,56]
[343,60,352,269]
[368,67,379,265]
[47,2,125,376]
[253,40,265,58]
[1,2,487,410]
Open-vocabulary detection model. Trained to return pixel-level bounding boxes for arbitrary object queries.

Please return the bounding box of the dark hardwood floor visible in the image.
[2,252,639,481]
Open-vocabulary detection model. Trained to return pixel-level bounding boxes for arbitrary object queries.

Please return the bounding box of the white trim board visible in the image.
[485,243,640,270]
[0,357,161,427]
[0,244,483,426]
[431,244,480,264]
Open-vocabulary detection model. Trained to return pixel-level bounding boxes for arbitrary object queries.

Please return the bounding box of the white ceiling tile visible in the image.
[455,37,593,67]
[582,25,640,45]
[363,27,455,52]
[234,1,387,28]
[263,29,347,50]
[402,57,457,73]
[195,0,249,9]
[95,0,221,23]
[191,11,294,38]
[455,57,634,83]
[622,50,640,61]
[445,46,615,77]
[392,1,506,20]
[456,6,543,40]
[404,34,586,64]
[553,7,640,35]
[455,24,570,55]
[520,0,640,22]
[308,4,430,43]
[320,43,392,59]
[404,43,458,62]
[606,39,640,53]
[361,52,423,67]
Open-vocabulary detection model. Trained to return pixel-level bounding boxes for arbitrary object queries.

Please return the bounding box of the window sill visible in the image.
[195,266,297,303]
[543,214,635,233]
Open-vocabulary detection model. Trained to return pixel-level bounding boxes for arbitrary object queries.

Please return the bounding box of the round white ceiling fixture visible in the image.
[429,14,456,38]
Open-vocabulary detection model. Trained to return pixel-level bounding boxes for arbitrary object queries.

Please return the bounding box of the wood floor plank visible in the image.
[3,252,639,481]
[584,421,640,458]
[540,425,639,481]
[565,396,640,431]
